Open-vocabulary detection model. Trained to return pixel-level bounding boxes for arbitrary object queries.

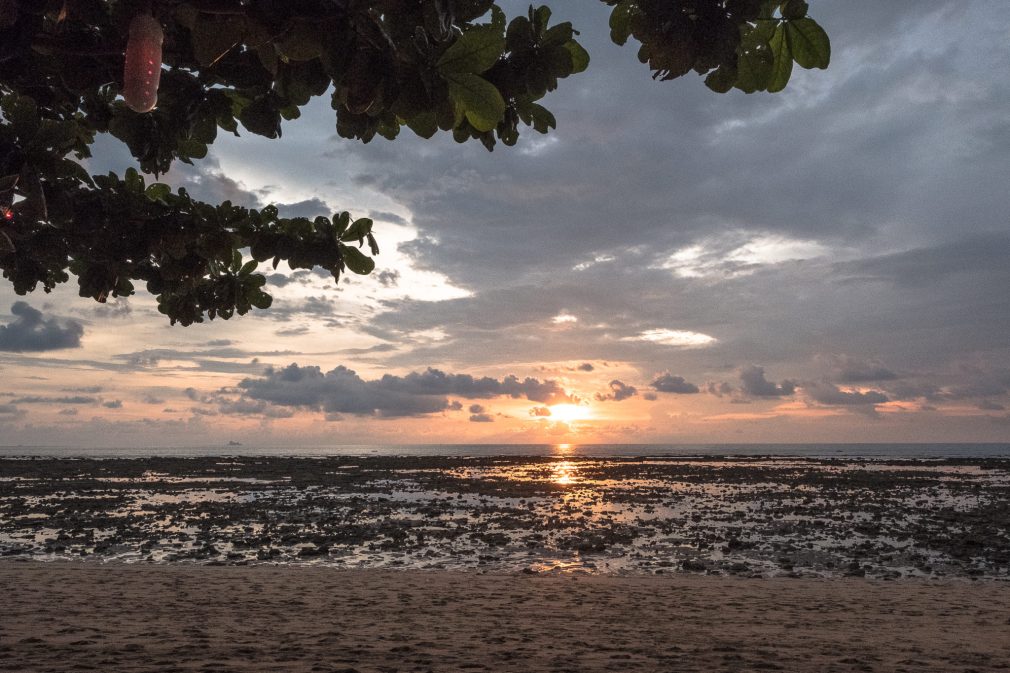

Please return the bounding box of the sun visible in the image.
[549,404,591,423]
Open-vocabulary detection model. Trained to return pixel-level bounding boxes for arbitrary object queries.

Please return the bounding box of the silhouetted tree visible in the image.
[0,0,828,324]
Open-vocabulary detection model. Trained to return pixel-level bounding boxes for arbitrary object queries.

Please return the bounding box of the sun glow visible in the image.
[549,404,591,423]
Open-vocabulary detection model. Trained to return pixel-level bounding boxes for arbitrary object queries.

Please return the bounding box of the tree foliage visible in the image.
[0,0,828,325]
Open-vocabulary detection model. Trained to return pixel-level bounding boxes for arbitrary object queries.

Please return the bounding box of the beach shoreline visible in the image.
[3,560,1009,673]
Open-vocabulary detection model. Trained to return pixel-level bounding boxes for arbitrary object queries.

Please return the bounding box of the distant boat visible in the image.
[227,440,242,446]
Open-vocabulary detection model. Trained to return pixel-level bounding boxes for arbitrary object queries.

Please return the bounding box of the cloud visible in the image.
[707,381,734,398]
[376,270,401,288]
[577,363,595,372]
[595,380,638,402]
[739,366,797,397]
[820,354,899,382]
[804,381,889,407]
[621,329,717,348]
[102,400,123,409]
[237,364,572,418]
[0,302,84,352]
[468,404,486,414]
[217,399,294,418]
[529,406,552,417]
[651,374,700,394]
[369,210,409,226]
[11,395,99,405]
[277,198,331,219]
[469,412,494,422]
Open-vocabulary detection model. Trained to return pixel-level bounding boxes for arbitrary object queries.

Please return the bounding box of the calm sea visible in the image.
[1,443,1008,458]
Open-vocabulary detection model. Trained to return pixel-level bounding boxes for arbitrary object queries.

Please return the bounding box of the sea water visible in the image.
[0,442,1008,458]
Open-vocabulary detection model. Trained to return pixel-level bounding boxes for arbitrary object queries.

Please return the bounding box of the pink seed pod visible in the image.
[123,14,164,113]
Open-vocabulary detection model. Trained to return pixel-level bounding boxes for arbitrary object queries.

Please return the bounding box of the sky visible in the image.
[2,1,1010,447]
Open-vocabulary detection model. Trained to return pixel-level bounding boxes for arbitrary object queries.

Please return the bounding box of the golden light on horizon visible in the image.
[549,404,591,423]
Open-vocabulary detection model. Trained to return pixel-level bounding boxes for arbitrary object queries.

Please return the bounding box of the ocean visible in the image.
[2,442,1009,458]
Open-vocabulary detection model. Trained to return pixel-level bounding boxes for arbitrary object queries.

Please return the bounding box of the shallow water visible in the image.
[2,455,1009,579]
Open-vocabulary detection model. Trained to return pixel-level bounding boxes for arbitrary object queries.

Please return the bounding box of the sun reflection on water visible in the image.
[553,460,577,485]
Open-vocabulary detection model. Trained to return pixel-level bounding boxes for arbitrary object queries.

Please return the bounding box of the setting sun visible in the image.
[549,404,592,423]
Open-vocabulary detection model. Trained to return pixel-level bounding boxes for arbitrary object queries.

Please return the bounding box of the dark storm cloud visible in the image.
[237,363,572,418]
[651,374,700,394]
[595,380,637,402]
[0,302,84,352]
[739,366,797,398]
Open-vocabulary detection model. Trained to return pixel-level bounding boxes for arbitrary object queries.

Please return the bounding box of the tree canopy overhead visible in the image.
[0,0,829,325]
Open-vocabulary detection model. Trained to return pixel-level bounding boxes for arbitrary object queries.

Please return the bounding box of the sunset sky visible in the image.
[2,1,1009,447]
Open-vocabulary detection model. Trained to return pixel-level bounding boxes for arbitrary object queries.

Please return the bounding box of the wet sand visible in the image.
[2,562,1009,673]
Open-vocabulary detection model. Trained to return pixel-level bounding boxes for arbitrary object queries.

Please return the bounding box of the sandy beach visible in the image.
[2,562,1009,673]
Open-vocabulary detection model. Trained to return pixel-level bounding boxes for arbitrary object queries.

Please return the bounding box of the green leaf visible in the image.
[275,20,322,61]
[704,64,737,93]
[735,25,774,93]
[1,94,39,135]
[781,0,809,20]
[124,167,143,192]
[437,25,505,74]
[767,24,793,93]
[191,15,246,67]
[239,260,258,276]
[786,18,830,69]
[564,40,590,74]
[528,103,556,133]
[239,96,281,138]
[145,183,171,202]
[332,211,351,236]
[340,217,373,242]
[405,111,438,139]
[609,2,633,46]
[250,290,272,309]
[446,73,506,132]
[341,245,375,275]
